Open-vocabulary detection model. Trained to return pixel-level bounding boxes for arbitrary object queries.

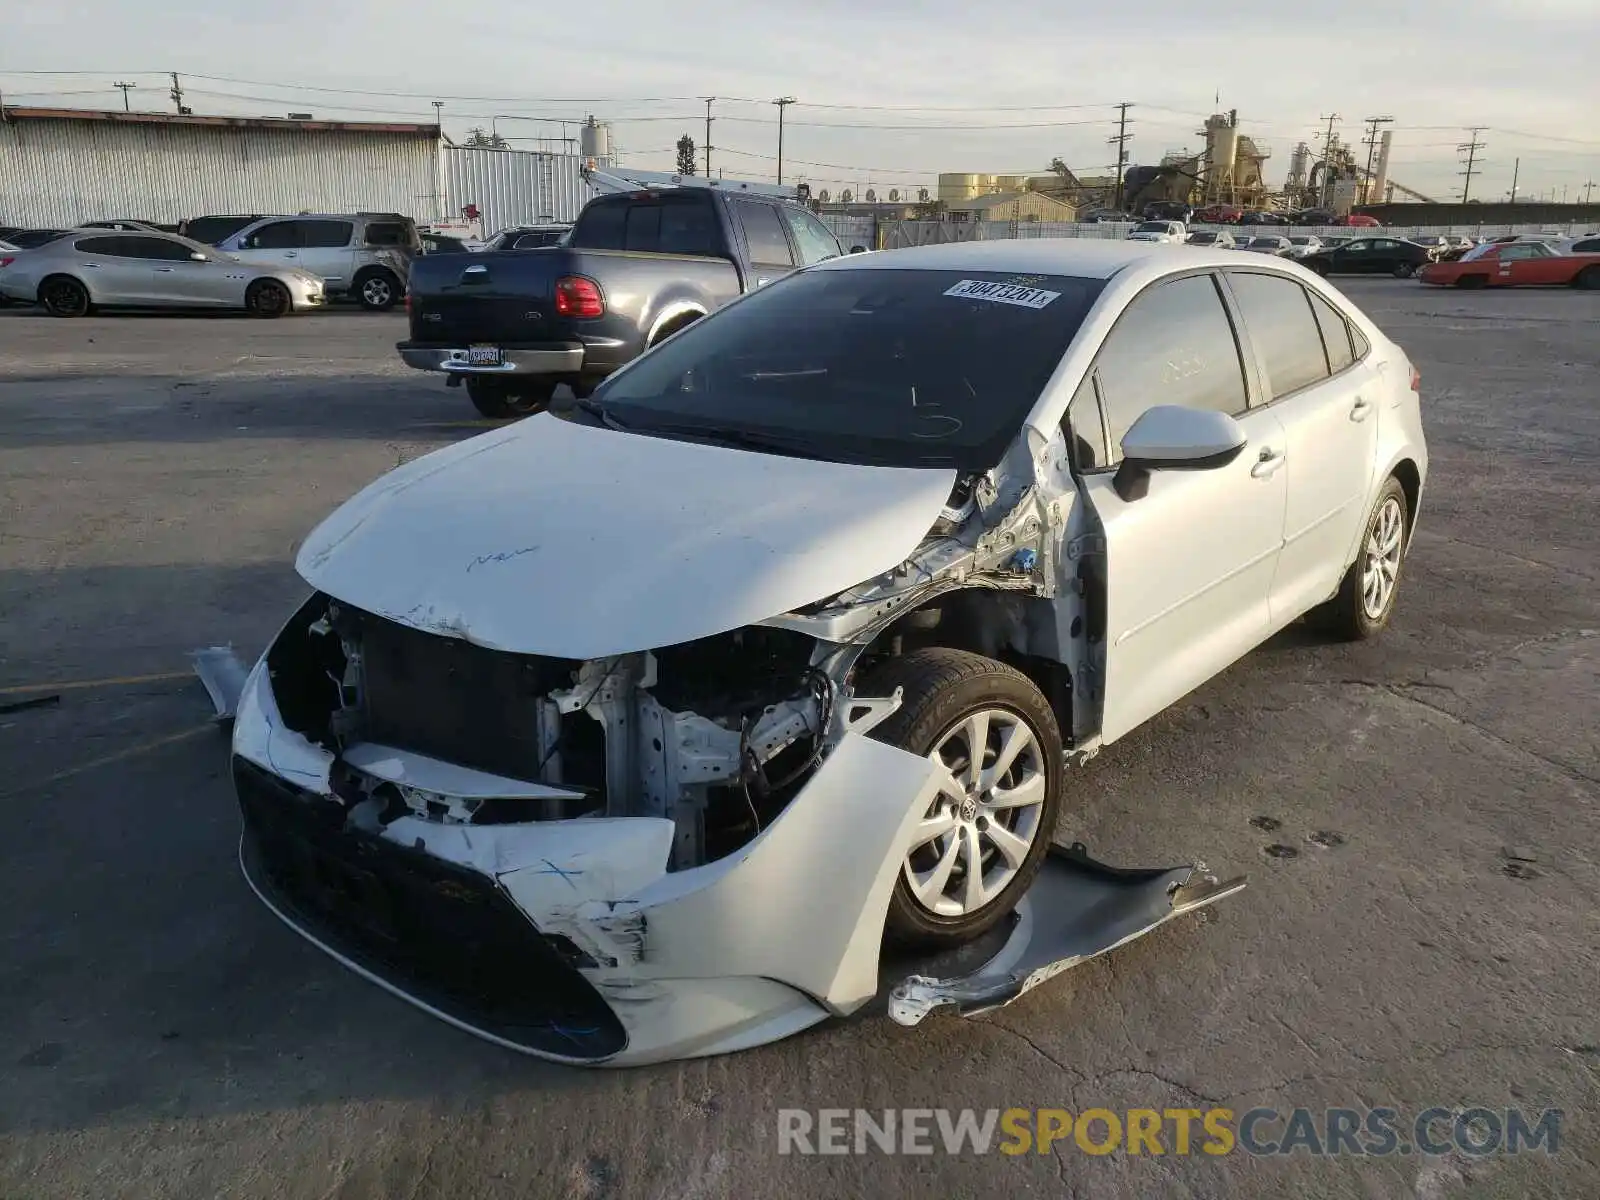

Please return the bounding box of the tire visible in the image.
[1393,262,1416,279]
[861,648,1063,948]
[245,279,291,318]
[1309,260,1329,277]
[1456,274,1489,290]
[354,268,400,312]
[466,375,556,419]
[39,275,90,318]
[1311,476,1409,641]
[1576,266,1600,290]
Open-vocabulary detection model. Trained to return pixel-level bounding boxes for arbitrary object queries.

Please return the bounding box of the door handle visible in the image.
[1251,447,1287,479]
[284,252,298,258]
[1350,396,1373,422]
[156,267,175,272]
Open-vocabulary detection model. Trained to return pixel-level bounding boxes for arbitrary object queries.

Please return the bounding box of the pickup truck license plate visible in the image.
[467,345,503,366]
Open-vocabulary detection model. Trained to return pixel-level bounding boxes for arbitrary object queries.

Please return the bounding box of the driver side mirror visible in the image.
[190,252,210,262]
[849,245,868,254]
[1113,406,1248,502]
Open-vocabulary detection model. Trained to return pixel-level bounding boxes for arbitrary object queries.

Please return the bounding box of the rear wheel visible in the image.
[1311,476,1409,641]
[1456,274,1489,289]
[1393,262,1416,278]
[354,268,400,312]
[40,275,90,318]
[862,648,1063,948]
[1576,266,1600,290]
[245,279,291,318]
[466,375,555,419]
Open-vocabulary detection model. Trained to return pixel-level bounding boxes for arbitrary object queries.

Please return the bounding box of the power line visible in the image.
[1457,126,1487,203]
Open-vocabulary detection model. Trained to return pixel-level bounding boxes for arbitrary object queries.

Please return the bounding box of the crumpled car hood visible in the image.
[295,413,958,657]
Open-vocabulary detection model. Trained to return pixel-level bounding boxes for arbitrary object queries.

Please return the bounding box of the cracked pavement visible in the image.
[1,282,1597,1198]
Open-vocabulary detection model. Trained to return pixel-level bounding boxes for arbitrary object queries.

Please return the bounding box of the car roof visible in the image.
[810,238,1221,280]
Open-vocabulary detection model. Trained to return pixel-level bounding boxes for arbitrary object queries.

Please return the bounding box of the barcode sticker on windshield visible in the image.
[944,279,1061,309]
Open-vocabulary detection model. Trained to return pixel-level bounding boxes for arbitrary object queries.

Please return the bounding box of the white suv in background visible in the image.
[1127,220,1187,244]
[216,213,418,310]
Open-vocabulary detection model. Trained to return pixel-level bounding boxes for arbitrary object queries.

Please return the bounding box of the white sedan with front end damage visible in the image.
[232,239,1428,1066]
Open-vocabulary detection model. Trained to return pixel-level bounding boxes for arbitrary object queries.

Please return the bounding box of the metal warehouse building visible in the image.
[0,106,446,228]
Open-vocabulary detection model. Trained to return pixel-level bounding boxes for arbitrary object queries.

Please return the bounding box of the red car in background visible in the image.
[1194,204,1244,224]
[1419,241,1600,289]
[1334,213,1382,227]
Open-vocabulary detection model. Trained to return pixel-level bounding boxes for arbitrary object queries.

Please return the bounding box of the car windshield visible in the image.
[589,267,1105,471]
[1461,244,1499,261]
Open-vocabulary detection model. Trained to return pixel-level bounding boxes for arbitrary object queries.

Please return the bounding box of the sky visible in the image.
[4,0,1599,203]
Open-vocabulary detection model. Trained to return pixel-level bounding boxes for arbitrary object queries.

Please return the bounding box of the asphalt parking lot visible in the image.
[2,282,1597,1199]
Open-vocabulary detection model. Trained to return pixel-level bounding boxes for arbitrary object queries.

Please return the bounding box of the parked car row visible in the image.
[0,211,421,316]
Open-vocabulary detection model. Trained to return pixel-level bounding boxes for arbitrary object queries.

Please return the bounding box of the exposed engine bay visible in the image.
[262,461,1088,873]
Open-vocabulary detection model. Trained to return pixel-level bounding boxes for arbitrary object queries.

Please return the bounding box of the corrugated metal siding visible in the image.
[0,118,441,227]
[443,147,591,234]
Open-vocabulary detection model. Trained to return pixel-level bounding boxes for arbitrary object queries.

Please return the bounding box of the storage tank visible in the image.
[994,175,1026,192]
[1204,114,1240,199]
[579,116,612,162]
[938,173,988,203]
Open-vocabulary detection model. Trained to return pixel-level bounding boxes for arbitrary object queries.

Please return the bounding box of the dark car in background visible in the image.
[181,214,275,246]
[2,228,73,249]
[1301,236,1437,278]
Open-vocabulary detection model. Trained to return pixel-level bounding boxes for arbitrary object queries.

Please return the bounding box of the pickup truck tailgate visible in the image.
[408,252,561,344]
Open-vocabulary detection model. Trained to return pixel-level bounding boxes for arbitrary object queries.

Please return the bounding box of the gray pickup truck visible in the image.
[399,187,859,417]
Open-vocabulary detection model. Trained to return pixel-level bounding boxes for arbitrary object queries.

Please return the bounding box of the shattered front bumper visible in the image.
[231,655,948,1066]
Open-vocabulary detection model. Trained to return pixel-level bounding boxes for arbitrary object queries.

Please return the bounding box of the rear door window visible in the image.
[1227,271,1331,399]
[298,220,354,248]
[73,236,124,255]
[1307,290,1356,374]
[779,206,843,265]
[1093,273,1250,461]
[732,201,796,270]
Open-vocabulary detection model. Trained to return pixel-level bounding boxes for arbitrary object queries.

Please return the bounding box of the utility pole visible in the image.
[113,81,136,112]
[1509,157,1520,204]
[1108,102,1134,211]
[169,72,190,115]
[703,98,716,178]
[773,96,796,185]
[1316,114,1339,207]
[1457,126,1487,203]
[1584,179,1596,205]
[1361,115,1392,203]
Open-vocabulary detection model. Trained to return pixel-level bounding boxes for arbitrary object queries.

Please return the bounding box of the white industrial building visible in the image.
[0,105,618,232]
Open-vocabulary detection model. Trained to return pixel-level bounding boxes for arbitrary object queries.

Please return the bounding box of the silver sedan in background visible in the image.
[0,229,325,318]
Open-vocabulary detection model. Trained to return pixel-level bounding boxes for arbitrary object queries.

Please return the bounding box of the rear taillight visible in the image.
[1409,364,1421,393]
[555,275,605,318]
[0,257,14,269]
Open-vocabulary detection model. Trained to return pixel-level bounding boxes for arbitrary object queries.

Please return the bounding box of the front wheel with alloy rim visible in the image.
[354,269,400,311]
[1312,476,1410,641]
[245,279,291,318]
[1393,262,1416,278]
[40,276,90,318]
[465,375,556,419]
[862,648,1063,948]
[1577,266,1600,290]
